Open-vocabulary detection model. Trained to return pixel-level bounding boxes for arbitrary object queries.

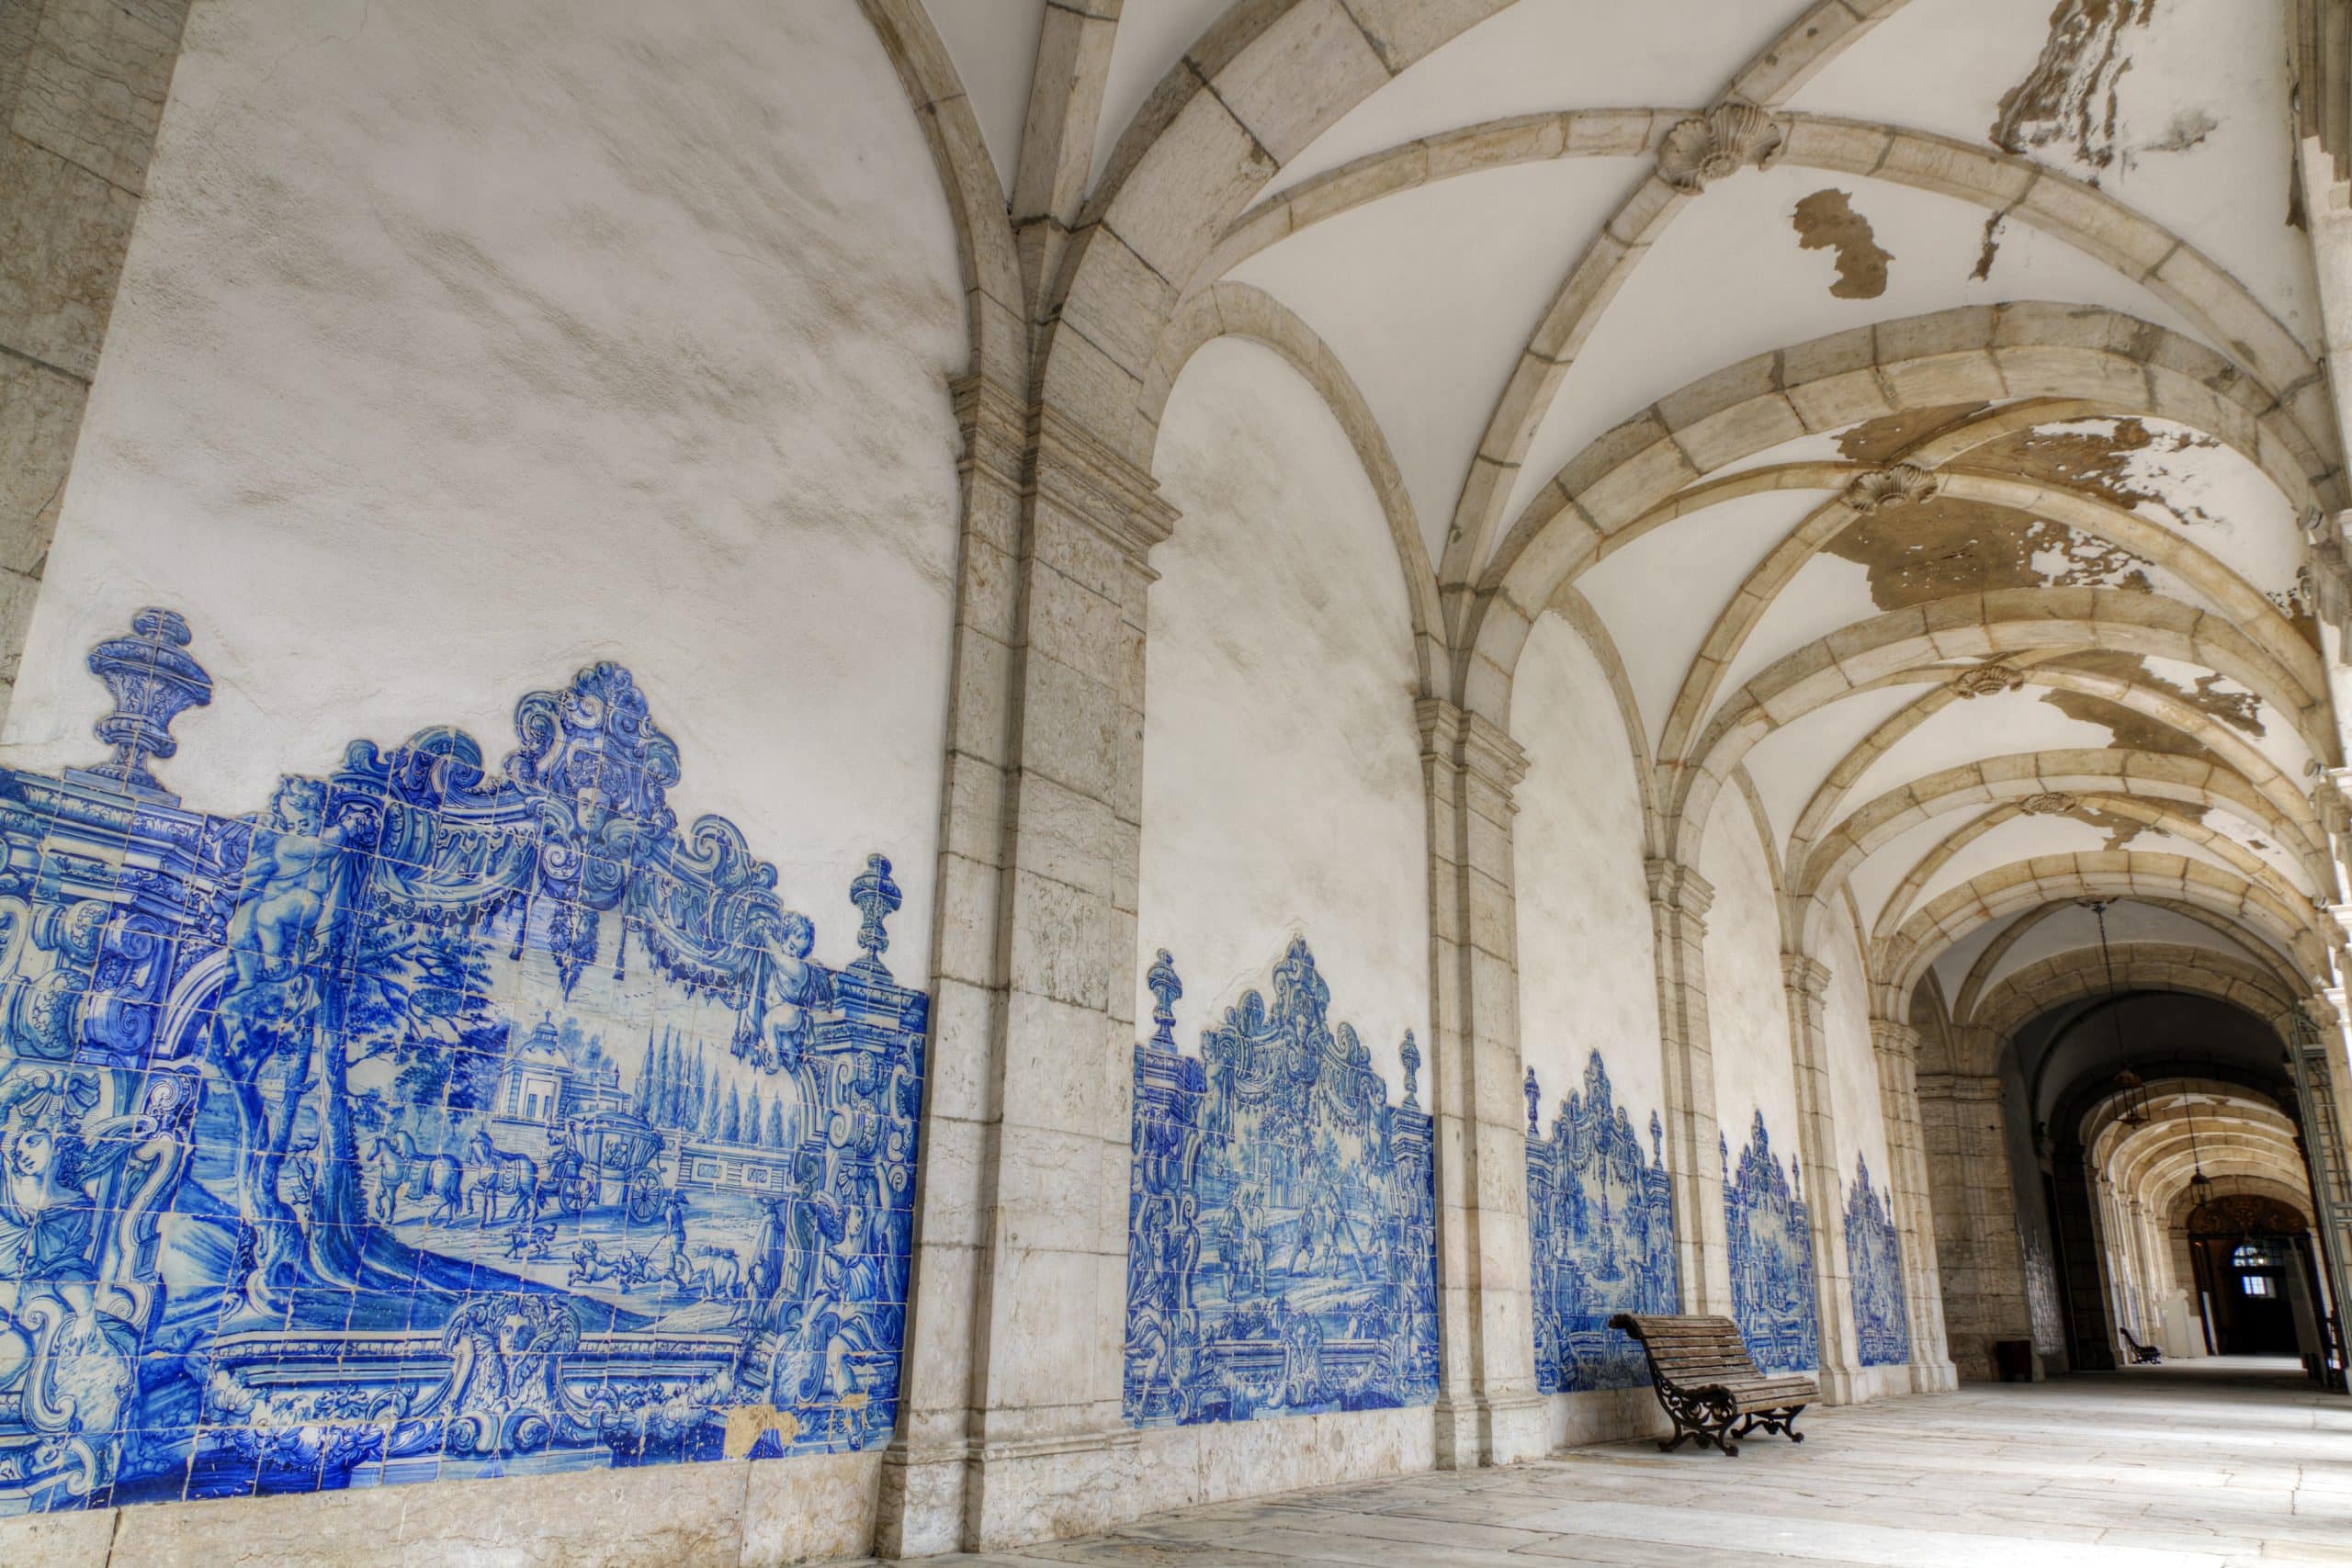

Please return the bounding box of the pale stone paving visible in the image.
[907,1362,2352,1568]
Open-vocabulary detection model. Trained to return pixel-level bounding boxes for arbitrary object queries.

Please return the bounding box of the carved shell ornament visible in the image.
[1843,463,1941,513]
[2017,792,2082,817]
[1657,102,1788,190]
[1951,661,2026,699]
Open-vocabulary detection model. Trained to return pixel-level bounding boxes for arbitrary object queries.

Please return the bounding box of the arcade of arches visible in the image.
[5,1,2352,1564]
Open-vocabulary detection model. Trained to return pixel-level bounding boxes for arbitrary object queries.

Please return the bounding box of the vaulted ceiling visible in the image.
[913,0,2351,1021]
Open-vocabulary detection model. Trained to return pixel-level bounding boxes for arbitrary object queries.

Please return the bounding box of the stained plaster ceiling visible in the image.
[919,0,2349,1017]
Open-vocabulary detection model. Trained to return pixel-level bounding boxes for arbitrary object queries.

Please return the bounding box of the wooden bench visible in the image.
[2120,1327,2163,1364]
[1609,1312,1818,1456]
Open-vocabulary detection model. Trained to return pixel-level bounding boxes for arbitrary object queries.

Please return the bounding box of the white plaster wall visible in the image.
[1510,610,1665,1125]
[1137,336,1430,1096]
[9,0,966,984]
[1575,489,1838,750]
[1701,796,1799,1154]
[1821,903,1893,1183]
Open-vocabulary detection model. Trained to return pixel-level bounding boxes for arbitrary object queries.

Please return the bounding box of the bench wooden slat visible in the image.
[1608,1312,1817,1457]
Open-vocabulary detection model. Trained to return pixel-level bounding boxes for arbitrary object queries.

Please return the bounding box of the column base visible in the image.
[967,1427,1143,1552]
[1433,1391,1551,1469]
[1909,1357,1960,1393]
[1815,1365,1858,1405]
[873,1438,969,1560]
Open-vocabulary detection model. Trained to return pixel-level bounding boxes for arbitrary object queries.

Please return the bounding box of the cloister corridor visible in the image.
[919,1364,2352,1568]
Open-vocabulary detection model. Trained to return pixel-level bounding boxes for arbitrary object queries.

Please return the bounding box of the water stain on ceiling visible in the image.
[1792,189,1893,300]
[1990,0,2156,179]
[2033,648,2263,761]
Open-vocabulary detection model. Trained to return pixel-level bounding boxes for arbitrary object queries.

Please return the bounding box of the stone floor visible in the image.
[929,1359,2352,1567]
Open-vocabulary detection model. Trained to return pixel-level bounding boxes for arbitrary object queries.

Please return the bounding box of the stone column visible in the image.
[1647,860,1731,1314]
[1418,697,1548,1468]
[1915,1068,2032,1381]
[1869,1021,1958,1392]
[1780,954,1856,1404]
[878,388,1175,1554]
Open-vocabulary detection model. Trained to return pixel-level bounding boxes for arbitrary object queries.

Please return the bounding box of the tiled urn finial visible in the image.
[1657,101,1788,190]
[1147,948,1183,1051]
[849,853,901,977]
[1523,1066,1542,1134]
[1399,1029,1420,1107]
[74,606,213,803]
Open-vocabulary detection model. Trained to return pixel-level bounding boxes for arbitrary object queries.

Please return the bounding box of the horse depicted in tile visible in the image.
[1124,941,1438,1427]
[0,609,927,1512]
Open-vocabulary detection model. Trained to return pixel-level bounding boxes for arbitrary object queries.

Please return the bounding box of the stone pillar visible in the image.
[1647,860,1731,1314]
[877,387,1174,1554]
[1915,1068,2032,1381]
[1418,697,1548,1468]
[1780,954,1856,1404]
[1869,1021,1958,1392]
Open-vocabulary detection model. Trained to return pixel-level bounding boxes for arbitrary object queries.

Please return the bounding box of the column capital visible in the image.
[1915,1069,2000,1102]
[1645,858,1714,924]
[1870,1017,1922,1065]
[1415,696,1529,797]
[951,372,1030,493]
[1031,400,1178,564]
[1781,952,1831,1003]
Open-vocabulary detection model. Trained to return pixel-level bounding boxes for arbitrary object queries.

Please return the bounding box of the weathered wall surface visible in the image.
[5,0,965,985]
[1122,334,1435,1477]
[1511,613,1663,1114]
[0,0,966,1558]
[1510,610,1676,1419]
[1702,801,1796,1151]
[1134,335,1430,1094]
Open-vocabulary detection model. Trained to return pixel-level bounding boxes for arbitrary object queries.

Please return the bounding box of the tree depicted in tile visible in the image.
[0,610,928,1513]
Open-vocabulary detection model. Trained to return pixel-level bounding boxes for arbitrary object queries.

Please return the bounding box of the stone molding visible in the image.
[1416,696,1531,800]
[1645,858,1716,925]
[1031,402,1180,564]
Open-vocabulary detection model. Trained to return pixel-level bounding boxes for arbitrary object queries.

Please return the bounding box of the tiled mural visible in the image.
[1124,939,1439,1427]
[0,611,925,1515]
[1721,1111,1819,1373]
[1843,1156,1910,1367]
[1526,1051,1677,1393]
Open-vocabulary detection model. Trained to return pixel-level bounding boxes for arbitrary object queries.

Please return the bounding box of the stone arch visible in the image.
[1460,304,2338,725]
[1784,654,2322,896]
[1966,944,2301,1054]
[1211,112,2326,593]
[1665,587,2335,877]
[1792,750,2322,912]
[1039,0,1918,474]
[1656,464,2321,766]
[1039,1,1517,466]
[1867,797,2307,947]
[856,0,1026,389]
[1148,283,1443,691]
[1877,853,2331,1021]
